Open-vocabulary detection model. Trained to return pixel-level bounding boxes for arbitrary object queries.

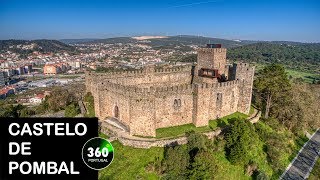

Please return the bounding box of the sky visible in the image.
[0,0,319,42]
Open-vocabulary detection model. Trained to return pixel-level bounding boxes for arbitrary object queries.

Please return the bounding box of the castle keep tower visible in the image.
[196,44,227,78]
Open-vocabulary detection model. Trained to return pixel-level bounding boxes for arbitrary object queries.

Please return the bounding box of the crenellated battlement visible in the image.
[154,64,192,73]
[236,62,253,68]
[197,48,227,53]
[95,78,241,97]
[87,69,144,77]
[86,64,193,80]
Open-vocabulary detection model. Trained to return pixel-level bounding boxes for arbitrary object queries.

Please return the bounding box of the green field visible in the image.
[285,69,320,83]
[254,63,320,83]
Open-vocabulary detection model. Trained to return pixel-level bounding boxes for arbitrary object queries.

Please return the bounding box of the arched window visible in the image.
[174,99,178,106]
[173,99,181,110]
[216,93,222,109]
[114,105,119,118]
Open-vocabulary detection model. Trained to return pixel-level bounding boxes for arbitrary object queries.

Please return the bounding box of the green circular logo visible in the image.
[82,137,114,170]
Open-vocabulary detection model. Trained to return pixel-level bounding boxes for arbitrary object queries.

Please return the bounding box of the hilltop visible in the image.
[0,39,76,54]
[60,35,251,48]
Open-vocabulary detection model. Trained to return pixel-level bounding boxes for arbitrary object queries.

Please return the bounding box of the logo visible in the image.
[81,137,114,170]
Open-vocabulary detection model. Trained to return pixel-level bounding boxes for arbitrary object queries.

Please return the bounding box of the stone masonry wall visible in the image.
[193,80,240,126]
[196,48,227,75]
[234,63,255,114]
[154,86,194,129]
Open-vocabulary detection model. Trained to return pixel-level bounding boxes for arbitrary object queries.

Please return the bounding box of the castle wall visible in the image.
[154,85,194,129]
[214,81,240,117]
[87,65,192,88]
[99,90,131,128]
[108,71,192,88]
[193,80,240,126]
[129,97,156,137]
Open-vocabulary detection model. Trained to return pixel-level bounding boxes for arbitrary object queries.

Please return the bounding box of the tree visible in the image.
[0,102,25,118]
[188,150,218,180]
[44,88,75,112]
[186,131,211,158]
[84,92,95,117]
[254,64,291,118]
[65,103,81,117]
[162,146,189,179]
[265,133,291,173]
[270,94,303,131]
[256,170,269,180]
[19,108,35,117]
[225,120,259,165]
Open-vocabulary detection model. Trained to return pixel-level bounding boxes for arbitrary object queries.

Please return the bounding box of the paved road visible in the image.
[280,129,320,180]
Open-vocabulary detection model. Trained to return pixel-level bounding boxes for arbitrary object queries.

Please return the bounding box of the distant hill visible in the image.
[227,42,320,73]
[61,35,255,48]
[58,35,312,48]
[59,38,100,44]
[0,39,76,54]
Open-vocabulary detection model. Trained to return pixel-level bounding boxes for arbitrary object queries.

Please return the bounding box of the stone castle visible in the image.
[85,44,254,137]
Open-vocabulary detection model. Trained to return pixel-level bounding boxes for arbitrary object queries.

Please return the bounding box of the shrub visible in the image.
[65,103,81,117]
[225,120,259,165]
[162,146,189,178]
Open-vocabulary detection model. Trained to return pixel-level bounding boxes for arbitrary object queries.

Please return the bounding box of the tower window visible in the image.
[173,99,182,110]
[216,93,223,109]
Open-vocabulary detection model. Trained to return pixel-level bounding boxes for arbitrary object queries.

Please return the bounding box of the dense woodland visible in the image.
[227,43,320,73]
[167,42,320,74]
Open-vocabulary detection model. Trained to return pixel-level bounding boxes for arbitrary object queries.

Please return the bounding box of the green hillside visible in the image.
[0,39,76,54]
[227,42,320,73]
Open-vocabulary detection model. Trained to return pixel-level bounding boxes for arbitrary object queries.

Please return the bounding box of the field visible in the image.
[285,69,320,83]
[254,63,320,83]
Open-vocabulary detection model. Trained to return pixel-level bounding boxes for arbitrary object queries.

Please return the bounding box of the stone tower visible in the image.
[196,44,227,77]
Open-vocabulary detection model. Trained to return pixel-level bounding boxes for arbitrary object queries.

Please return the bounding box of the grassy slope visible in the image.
[98,137,252,180]
[99,112,252,180]
[308,158,320,180]
[209,112,249,129]
[98,114,308,179]
[98,140,163,180]
[156,112,248,139]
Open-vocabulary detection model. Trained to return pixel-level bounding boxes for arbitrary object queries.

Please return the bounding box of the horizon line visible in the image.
[0,35,319,43]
